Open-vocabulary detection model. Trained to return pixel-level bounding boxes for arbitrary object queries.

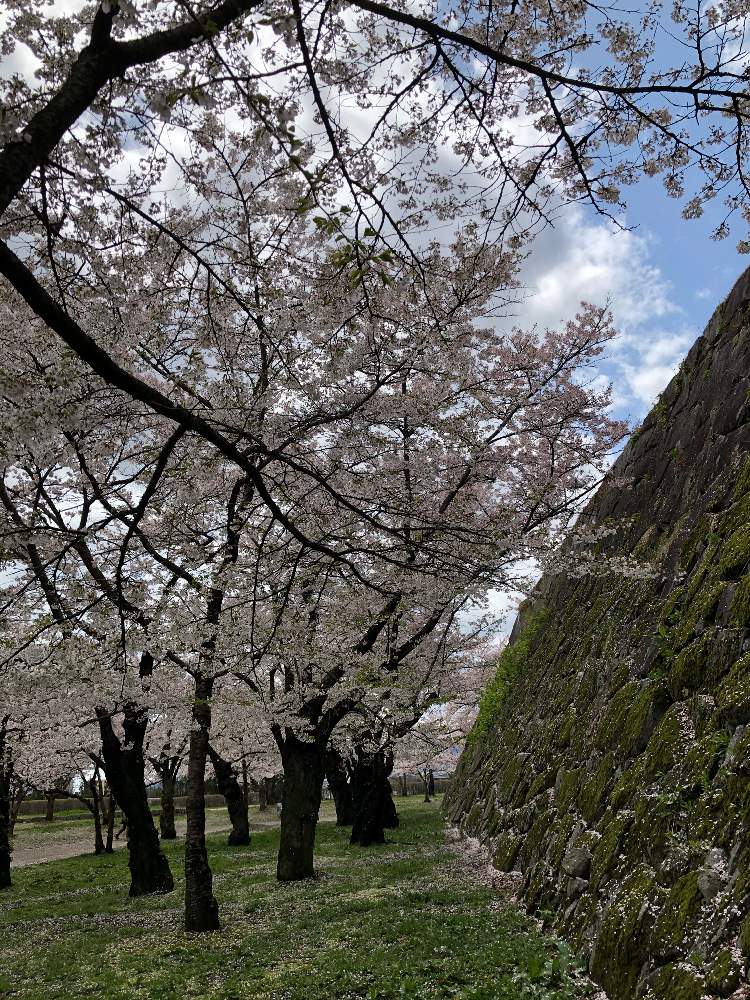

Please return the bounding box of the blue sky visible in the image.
[3,2,742,431]
[517,172,747,429]
[481,175,748,630]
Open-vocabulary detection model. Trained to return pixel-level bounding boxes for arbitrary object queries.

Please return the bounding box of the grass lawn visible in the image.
[0,797,599,1000]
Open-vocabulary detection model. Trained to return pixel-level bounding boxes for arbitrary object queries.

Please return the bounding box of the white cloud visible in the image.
[501,205,699,415]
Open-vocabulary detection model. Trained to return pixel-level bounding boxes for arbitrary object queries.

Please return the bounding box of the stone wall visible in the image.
[445,268,750,999]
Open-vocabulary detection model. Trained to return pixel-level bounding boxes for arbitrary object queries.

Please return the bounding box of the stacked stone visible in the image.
[446,268,750,1000]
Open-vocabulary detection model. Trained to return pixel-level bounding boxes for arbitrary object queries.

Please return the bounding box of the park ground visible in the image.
[0,798,604,1000]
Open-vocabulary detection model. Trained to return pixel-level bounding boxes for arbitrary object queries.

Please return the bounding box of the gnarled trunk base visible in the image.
[277,735,325,882]
[325,749,354,826]
[160,775,177,840]
[184,676,220,932]
[350,751,399,847]
[98,708,174,896]
[209,746,250,847]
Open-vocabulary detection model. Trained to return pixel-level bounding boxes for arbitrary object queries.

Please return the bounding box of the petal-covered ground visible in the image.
[0,798,604,999]
[11,807,283,868]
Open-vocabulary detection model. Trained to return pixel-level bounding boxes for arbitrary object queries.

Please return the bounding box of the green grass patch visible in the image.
[0,798,595,999]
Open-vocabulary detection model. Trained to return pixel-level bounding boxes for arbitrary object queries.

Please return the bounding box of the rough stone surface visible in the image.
[445,268,750,1000]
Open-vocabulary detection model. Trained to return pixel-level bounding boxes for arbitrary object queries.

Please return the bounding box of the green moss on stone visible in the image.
[590,867,665,1000]
[668,635,712,698]
[590,812,630,892]
[740,911,750,957]
[597,680,671,761]
[642,704,692,783]
[609,661,630,691]
[548,813,577,869]
[679,518,720,573]
[464,802,482,833]
[651,872,703,959]
[705,948,742,995]
[578,753,615,824]
[556,767,583,814]
[680,730,729,792]
[525,769,555,803]
[563,891,598,949]
[596,680,639,752]
[690,769,746,846]
[497,753,529,803]
[647,962,706,1000]
[493,830,522,872]
[716,651,750,725]
[730,575,750,627]
[470,610,546,744]
[522,804,554,865]
[673,579,726,648]
[733,455,750,501]
[719,524,750,580]
[557,709,576,749]
[525,860,553,912]
[609,757,646,811]
[627,788,682,865]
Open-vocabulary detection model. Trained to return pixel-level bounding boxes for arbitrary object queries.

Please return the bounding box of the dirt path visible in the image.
[11,808,283,868]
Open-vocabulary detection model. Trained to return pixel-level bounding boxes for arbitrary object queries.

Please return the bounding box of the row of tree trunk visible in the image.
[325,749,400,847]
[0,720,415,936]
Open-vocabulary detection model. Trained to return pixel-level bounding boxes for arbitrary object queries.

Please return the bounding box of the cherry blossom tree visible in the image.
[1,0,749,504]
[0,2,671,937]
[0,270,626,924]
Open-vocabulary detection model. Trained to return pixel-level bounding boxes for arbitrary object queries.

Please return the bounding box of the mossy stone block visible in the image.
[596,681,640,752]
[647,963,706,1000]
[740,910,750,957]
[651,872,703,959]
[668,635,712,698]
[497,753,529,803]
[716,651,750,726]
[590,867,665,1000]
[525,768,555,803]
[671,580,726,649]
[548,813,577,869]
[578,752,615,824]
[680,729,729,793]
[590,811,631,892]
[493,830,522,872]
[464,802,483,833]
[719,524,750,580]
[705,947,742,995]
[730,574,750,627]
[610,757,647,811]
[642,704,692,783]
[555,767,583,814]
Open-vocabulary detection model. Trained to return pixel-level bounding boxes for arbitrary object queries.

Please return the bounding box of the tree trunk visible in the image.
[184,675,220,931]
[9,778,26,836]
[105,794,115,853]
[241,757,249,813]
[422,771,431,803]
[208,745,250,846]
[277,734,325,881]
[98,707,173,896]
[45,792,55,822]
[401,773,408,797]
[325,749,354,826]
[428,769,435,798]
[0,757,11,890]
[258,778,268,811]
[160,773,177,840]
[87,777,105,854]
[350,751,399,847]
